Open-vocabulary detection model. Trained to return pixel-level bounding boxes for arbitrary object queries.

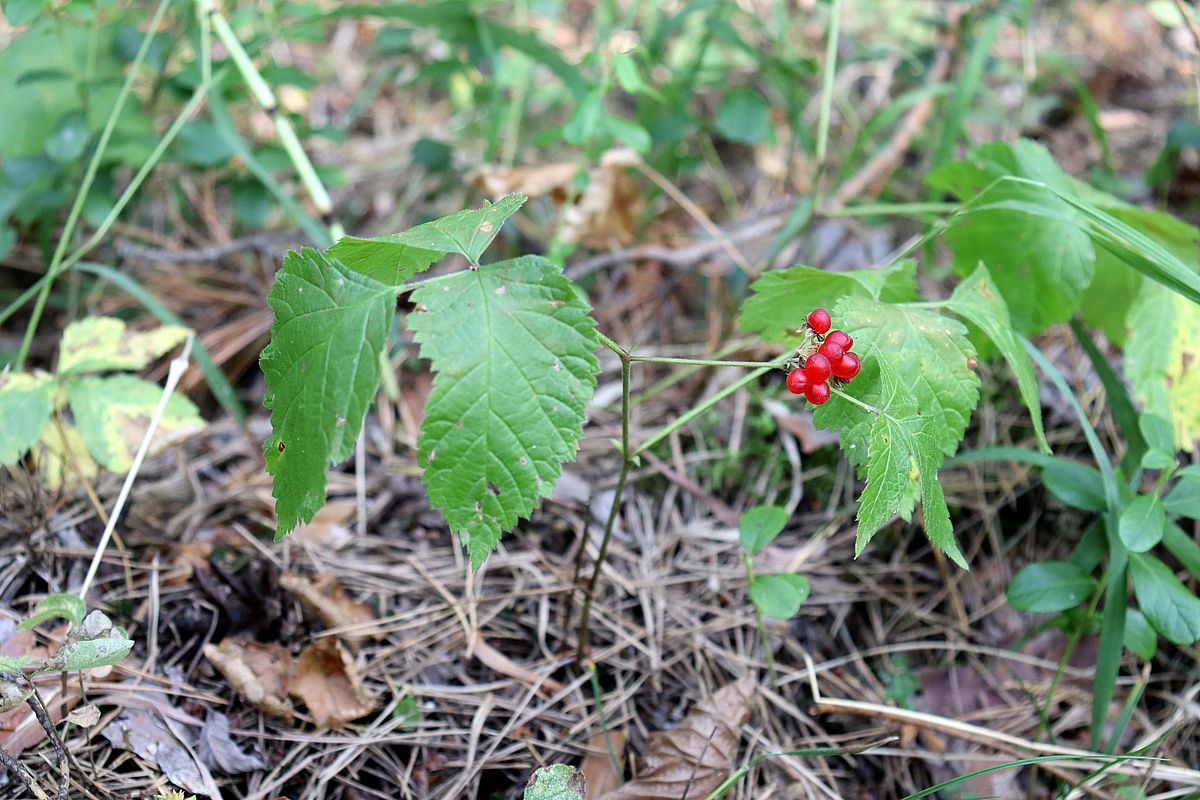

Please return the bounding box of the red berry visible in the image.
[785,368,809,395]
[825,330,853,350]
[818,341,844,361]
[807,308,831,335]
[804,353,832,382]
[804,381,830,405]
[832,352,861,380]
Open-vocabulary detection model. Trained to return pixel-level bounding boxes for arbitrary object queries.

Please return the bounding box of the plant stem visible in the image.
[588,660,624,784]
[15,0,175,369]
[743,553,776,686]
[629,354,779,369]
[828,384,884,416]
[813,0,843,190]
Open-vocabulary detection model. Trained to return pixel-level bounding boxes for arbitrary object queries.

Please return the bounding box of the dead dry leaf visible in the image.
[66,704,101,728]
[197,711,265,774]
[582,730,626,800]
[470,631,565,695]
[102,708,220,798]
[291,637,376,728]
[203,639,294,720]
[600,678,753,800]
[280,573,379,643]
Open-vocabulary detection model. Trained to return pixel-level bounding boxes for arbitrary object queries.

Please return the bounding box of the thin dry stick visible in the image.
[77,335,193,600]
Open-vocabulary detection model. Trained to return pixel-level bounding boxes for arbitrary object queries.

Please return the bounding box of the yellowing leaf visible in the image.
[0,369,54,465]
[32,419,98,490]
[1126,281,1200,451]
[57,316,189,375]
[67,374,204,471]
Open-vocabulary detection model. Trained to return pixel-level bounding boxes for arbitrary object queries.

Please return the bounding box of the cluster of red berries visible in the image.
[785,308,861,405]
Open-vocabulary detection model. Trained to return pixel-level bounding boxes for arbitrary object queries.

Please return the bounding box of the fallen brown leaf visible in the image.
[291,637,376,728]
[280,573,379,644]
[102,707,220,798]
[582,730,627,800]
[470,631,565,694]
[600,678,753,800]
[203,639,294,720]
[197,711,265,774]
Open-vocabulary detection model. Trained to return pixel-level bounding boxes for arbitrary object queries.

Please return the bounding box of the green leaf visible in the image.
[57,316,189,375]
[3,0,45,25]
[739,505,789,554]
[261,248,395,537]
[562,88,604,145]
[0,370,54,465]
[408,256,599,568]
[1162,519,1200,580]
[45,111,89,162]
[523,764,585,800]
[0,655,33,673]
[328,194,527,284]
[1164,465,1200,519]
[749,572,810,619]
[18,593,87,630]
[716,87,771,144]
[614,53,649,96]
[1125,280,1200,453]
[1080,247,1142,347]
[1119,495,1166,553]
[603,116,652,154]
[943,264,1048,452]
[1129,552,1200,645]
[50,637,134,672]
[1123,608,1157,660]
[1042,459,1106,512]
[930,140,1095,334]
[1007,561,1096,612]
[739,261,916,343]
[67,374,204,472]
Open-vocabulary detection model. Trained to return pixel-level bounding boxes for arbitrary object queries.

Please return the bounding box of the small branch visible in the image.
[0,743,50,800]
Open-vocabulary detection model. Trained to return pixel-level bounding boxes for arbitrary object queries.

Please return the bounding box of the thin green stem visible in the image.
[628,354,778,369]
[828,384,884,416]
[743,553,776,687]
[822,201,958,218]
[16,0,175,369]
[813,0,843,186]
[588,661,624,785]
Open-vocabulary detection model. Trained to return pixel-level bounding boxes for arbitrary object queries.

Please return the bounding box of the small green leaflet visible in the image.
[51,637,135,672]
[738,261,916,343]
[0,370,54,465]
[1129,552,1200,646]
[408,256,599,568]
[523,765,585,800]
[1125,280,1200,453]
[929,140,1095,335]
[944,265,1048,453]
[57,316,189,376]
[1124,608,1157,660]
[739,505,789,554]
[67,374,204,472]
[261,248,395,536]
[329,194,527,285]
[749,573,810,619]
[1007,561,1096,613]
[1164,465,1200,518]
[18,593,87,630]
[1118,495,1166,553]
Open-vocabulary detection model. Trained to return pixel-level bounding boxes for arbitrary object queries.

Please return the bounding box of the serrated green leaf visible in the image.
[749,572,810,619]
[328,194,527,284]
[408,256,599,568]
[1126,281,1200,453]
[49,637,134,672]
[944,265,1048,452]
[1119,495,1166,552]
[739,504,789,554]
[1129,552,1200,645]
[0,370,54,465]
[67,374,204,472]
[739,261,916,343]
[930,140,1095,334]
[1007,561,1096,612]
[523,764,585,800]
[57,316,189,375]
[261,248,395,536]
[18,593,86,630]
[1164,465,1200,519]
[1124,608,1157,660]
[1042,459,1107,512]
[827,296,981,459]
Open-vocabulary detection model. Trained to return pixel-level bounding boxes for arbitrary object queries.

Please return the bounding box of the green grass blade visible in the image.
[1070,319,1146,477]
[900,754,1148,800]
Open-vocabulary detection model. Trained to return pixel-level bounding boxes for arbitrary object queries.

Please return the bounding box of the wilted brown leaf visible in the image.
[102,708,220,798]
[470,631,565,695]
[291,637,376,728]
[600,678,753,800]
[202,639,294,720]
[582,730,626,800]
[280,572,380,643]
[66,704,101,728]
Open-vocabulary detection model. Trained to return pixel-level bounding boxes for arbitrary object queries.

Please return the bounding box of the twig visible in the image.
[115,229,306,263]
[0,743,50,800]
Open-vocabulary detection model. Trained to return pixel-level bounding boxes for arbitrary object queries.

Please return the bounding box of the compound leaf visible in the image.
[329,194,527,285]
[0,370,54,465]
[945,265,1048,452]
[67,374,204,472]
[261,248,395,536]
[408,256,599,568]
[1125,280,1200,452]
[57,316,189,376]
[739,261,916,343]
